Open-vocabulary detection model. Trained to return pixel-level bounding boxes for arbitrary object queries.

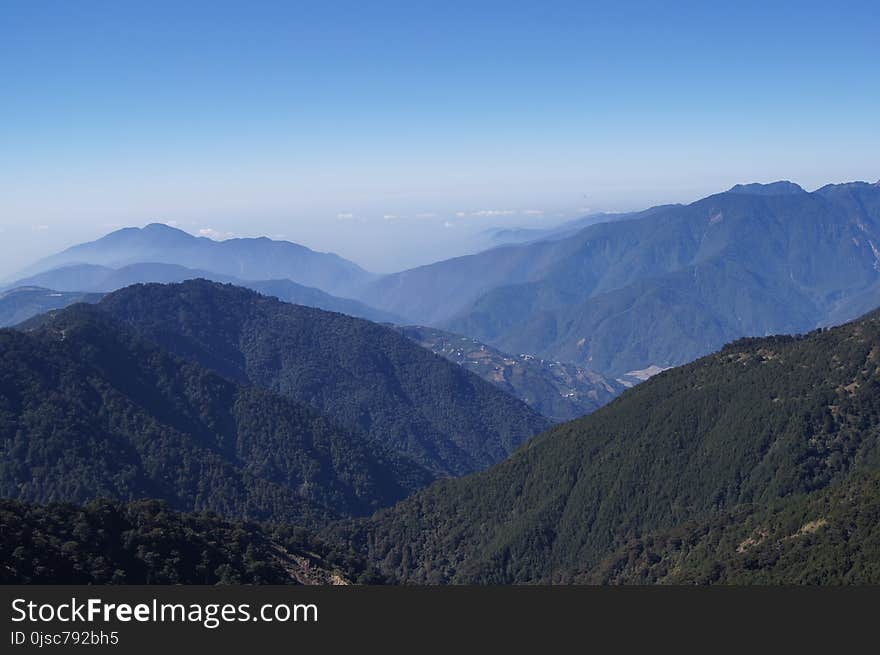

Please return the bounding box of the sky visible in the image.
[1,0,878,278]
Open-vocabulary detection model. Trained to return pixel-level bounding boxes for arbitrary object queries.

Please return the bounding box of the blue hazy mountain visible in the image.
[727,180,808,196]
[482,212,632,247]
[5,262,401,325]
[19,223,374,295]
[353,181,880,376]
[483,206,678,247]
[0,287,103,328]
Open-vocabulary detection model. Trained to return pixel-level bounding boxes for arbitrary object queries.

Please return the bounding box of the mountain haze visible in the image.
[483,205,679,248]
[21,223,374,295]
[0,287,103,328]
[352,181,880,376]
[5,262,399,324]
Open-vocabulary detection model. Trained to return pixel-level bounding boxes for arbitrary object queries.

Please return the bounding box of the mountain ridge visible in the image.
[0,287,103,328]
[727,180,807,195]
[441,182,880,375]
[342,181,880,376]
[4,303,434,527]
[329,305,880,583]
[86,280,551,477]
[2,262,401,325]
[18,223,374,295]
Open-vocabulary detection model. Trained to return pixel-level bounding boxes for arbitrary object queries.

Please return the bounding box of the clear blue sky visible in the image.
[1,0,878,275]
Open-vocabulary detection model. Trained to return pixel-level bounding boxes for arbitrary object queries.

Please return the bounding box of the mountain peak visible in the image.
[18,222,373,295]
[727,181,806,196]
[139,222,196,238]
[142,222,184,231]
[91,222,195,247]
[94,279,550,477]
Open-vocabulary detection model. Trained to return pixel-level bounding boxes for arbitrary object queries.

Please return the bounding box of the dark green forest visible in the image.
[90,280,550,476]
[582,472,880,584]
[0,498,382,584]
[2,303,433,528]
[329,310,880,583]
[6,280,880,585]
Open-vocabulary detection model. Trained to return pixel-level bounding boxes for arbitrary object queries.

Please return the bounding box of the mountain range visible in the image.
[352,181,880,376]
[4,301,433,526]
[18,180,880,383]
[5,179,880,585]
[24,280,550,477]
[8,293,880,584]
[1,262,400,326]
[482,205,678,247]
[16,223,374,296]
[329,306,880,583]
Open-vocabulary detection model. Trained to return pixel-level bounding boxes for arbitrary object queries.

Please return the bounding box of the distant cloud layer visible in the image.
[198,227,236,240]
[471,210,516,217]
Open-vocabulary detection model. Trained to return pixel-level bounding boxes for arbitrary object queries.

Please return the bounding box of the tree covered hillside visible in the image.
[0,499,383,584]
[92,280,550,476]
[583,472,880,584]
[332,308,880,583]
[3,304,433,527]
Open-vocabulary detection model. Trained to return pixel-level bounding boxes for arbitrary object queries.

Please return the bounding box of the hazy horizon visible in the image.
[2,1,878,278]
[5,177,879,282]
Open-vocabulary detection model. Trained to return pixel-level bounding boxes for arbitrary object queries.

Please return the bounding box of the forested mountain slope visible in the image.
[3,304,433,527]
[89,280,551,476]
[333,307,880,583]
[0,499,384,584]
[582,472,880,584]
